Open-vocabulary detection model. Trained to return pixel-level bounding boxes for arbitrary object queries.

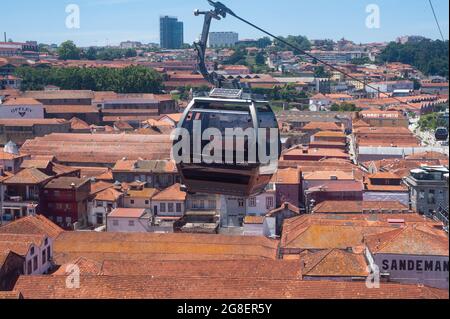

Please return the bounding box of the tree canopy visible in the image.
[378,39,449,78]
[57,40,81,60]
[15,65,163,93]
[273,35,311,54]
[330,102,361,112]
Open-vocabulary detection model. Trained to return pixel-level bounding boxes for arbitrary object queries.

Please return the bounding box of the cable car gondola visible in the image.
[174,88,281,197]
[435,127,449,142]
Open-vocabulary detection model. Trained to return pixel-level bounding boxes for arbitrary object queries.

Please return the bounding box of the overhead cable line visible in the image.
[208,0,414,107]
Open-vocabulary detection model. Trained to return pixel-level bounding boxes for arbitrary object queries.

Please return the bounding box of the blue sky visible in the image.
[0,0,448,46]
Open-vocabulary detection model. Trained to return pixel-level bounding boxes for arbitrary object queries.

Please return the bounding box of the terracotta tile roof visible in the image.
[159,113,183,123]
[3,168,52,185]
[0,233,46,248]
[303,171,354,180]
[313,131,347,138]
[364,181,408,192]
[354,127,413,135]
[0,291,22,299]
[281,214,444,252]
[152,183,186,201]
[300,249,369,277]
[94,187,123,202]
[108,208,146,218]
[0,170,14,183]
[0,119,68,126]
[406,151,448,161]
[0,151,28,160]
[267,203,301,217]
[0,242,32,257]
[20,159,51,170]
[22,90,94,100]
[3,97,42,106]
[283,147,350,160]
[53,232,279,264]
[21,133,173,165]
[307,180,364,193]
[364,225,449,256]
[312,201,410,214]
[44,105,99,114]
[126,188,159,199]
[90,181,115,196]
[273,167,301,184]
[352,119,370,128]
[44,176,89,190]
[281,215,394,250]
[368,172,401,179]
[69,117,91,130]
[0,215,64,239]
[13,275,448,299]
[95,259,302,279]
[302,122,342,131]
[52,257,103,276]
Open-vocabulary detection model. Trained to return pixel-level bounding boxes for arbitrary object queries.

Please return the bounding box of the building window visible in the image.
[66,217,72,225]
[42,250,46,265]
[112,220,119,226]
[208,200,216,209]
[130,200,135,205]
[200,200,205,209]
[27,260,32,275]
[145,200,150,205]
[168,203,174,213]
[44,238,48,246]
[418,190,425,200]
[176,203,182,213]
[33,256,38,271]
[266,197,274,209]
[249,197,257,207]
[238,199,244,208]
[30,247,35,255]
[428,190,436,205]
[96,213,104,225]
[160,203,166,213]
[47,246,51,261]
[56,203,63,210]
[128,220,135,226]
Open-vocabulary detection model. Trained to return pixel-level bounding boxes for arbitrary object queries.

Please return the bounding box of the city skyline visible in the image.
[0,0,449,47]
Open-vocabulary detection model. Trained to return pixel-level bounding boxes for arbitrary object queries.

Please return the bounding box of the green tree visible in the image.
[223,48,247,65]
[58,40,81,60]
[15,65,163,93]
[255,52,266,65]
[330,102,361,112]
[124,49,137,58]
[314,66,330,78]
[273,35,311,54]
[378,39,449,78]
[85,47,98,60]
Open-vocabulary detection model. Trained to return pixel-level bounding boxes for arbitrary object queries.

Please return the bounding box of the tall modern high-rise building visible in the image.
[160,16,184,49]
